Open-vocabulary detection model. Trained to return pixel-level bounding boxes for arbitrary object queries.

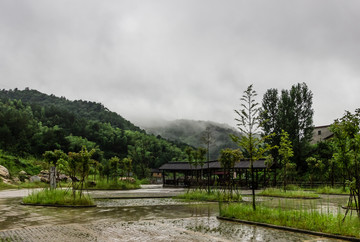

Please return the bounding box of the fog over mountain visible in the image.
[143,119,241,160]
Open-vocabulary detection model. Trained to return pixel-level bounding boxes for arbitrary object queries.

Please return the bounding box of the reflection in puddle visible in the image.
[95,198,205,207]
[0,189,350,241]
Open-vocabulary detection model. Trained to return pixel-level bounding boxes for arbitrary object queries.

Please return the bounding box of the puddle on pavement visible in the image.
[0,197,218,231]
[0,188,351,241]
[95,198,207,207]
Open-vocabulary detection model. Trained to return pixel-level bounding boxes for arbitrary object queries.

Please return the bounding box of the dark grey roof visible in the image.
[159,159,271,171]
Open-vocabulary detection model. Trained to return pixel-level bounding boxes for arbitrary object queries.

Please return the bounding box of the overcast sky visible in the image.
[1,0,359,128]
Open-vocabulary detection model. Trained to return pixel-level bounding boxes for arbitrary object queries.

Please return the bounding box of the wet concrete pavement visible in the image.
[0,185,348,241]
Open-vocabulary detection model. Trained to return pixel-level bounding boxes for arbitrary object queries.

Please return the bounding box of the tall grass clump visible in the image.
[219,202,360,238]
[138,178,150,184]
[22,188,95,206]
[316,186,349,195]
[259,188,319,198]
[285,184,302,191]
[85,178,141,190]
[176,189,242,202]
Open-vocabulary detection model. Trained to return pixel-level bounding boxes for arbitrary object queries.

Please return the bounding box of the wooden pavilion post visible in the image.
[263,168,267,188]
[162,170,166,186]
[173,171,177,186]
[245,169,249,188]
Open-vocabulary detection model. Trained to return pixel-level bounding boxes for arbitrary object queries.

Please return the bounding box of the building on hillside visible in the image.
[311,125,333,144]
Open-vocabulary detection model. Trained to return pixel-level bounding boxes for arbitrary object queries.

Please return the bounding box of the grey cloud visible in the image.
[1,0,360,127]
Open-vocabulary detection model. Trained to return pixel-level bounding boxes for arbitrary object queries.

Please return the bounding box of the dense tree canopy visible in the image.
[260,82,314,173]
[0,88,186,178]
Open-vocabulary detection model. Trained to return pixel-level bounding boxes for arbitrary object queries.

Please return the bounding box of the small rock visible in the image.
[1,178,12,184]
[40,170,49,175]
[86,181,96,187]
[41,177,49,183]
[0,165,10,179]
[119,177,136,183]
[19,170,28,176]
[71,176,80,182]
[18,170,29,182]
[30,175,41,182]
[58,174,69,182]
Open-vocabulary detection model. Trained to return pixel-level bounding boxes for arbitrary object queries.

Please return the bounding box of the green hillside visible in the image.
[0,88,186,178]
[0,88,140,132]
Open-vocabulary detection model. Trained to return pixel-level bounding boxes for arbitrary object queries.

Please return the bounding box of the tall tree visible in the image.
[231,85,273,210]
[67,147,96,198]
[287,83,314,172]
[122,157,133,177]
[330,109,360,218]
[260,88,280,185]
[308,141,335,186]
[43,149,67,189]
[278,130,295,191]
[219,148,243,198]
[196,147,207,182]
[202,127,214,193]
[261,83,314,174]
[109,156,120,181]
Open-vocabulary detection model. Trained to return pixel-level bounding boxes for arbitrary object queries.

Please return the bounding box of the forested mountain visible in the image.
[143,119,241,160]
[0,88,140,131]
[0,88,186,178]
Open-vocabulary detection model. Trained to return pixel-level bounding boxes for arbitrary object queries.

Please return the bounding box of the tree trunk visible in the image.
[207,162,210,194]
[331,163,334,187]
[283,167,287,192]
[251,164,256,210]
[50,166,56,190]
